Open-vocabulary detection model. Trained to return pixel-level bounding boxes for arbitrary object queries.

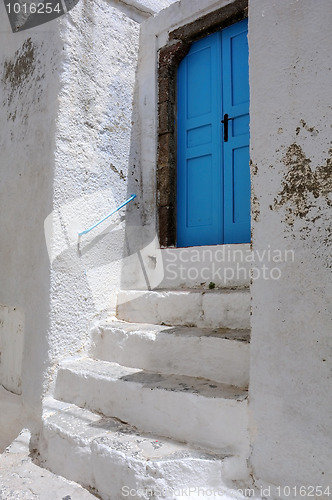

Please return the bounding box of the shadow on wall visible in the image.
[119,44,166,295]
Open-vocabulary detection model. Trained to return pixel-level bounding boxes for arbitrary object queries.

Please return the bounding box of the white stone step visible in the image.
[39,398,250,500]
[116,289,251,329]
[54,358,249,456]
[90,321,250,387]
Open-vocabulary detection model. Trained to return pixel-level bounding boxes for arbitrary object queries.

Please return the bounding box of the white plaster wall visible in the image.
[0,6,62,436]
[116,0,179,17]
[124,0,179,13]
[0,0,142,439]
[47,0,140,366]
[248,0,332,495]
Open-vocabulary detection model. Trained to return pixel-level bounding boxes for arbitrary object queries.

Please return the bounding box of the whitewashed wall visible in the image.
[0,0,162,442]
[249,0,332,495]
[0,5,61,443]
[47,0,140,365]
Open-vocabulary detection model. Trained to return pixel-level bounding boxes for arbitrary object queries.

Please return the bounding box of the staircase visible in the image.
[38,279,252,499]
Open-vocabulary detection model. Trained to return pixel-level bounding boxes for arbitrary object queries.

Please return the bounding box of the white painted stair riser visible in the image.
[116,289,251,329]
[54,359,249,456]
[122,244,252,291]
[158,245,252,289]
[90,322,250,387]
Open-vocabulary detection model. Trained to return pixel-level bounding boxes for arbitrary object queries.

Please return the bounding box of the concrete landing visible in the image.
[0,430,97,500]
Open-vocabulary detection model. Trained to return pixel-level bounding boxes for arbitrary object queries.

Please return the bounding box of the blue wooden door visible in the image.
[177,19,250,247]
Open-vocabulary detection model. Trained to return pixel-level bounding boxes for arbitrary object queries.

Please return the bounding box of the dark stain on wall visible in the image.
[252,194,260,223]
[295,119,319,136]
[250,159,258,176]
[273,138,332,251]
[2,38,51,134]
[2,38,36,113]
[3,38,35,92]
[274,143,332,220]
[110,163,126,182]
[250,161,260,222]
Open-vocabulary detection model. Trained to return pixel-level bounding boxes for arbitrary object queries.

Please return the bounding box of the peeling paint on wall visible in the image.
[110,163,126,181]
[251,194,260,223]
[296,119,319,137]
[273,139,332,228]
[250,159,258,176]
[250,161,260,223]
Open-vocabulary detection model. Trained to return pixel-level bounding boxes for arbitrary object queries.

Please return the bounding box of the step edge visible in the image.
[56,358,249,398]
[42,398,235,462]
[94,321,251,341]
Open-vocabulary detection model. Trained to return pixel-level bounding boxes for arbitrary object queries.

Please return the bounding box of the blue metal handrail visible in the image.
[78,194,136,236]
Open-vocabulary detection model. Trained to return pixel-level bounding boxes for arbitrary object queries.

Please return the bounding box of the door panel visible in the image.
[187,155,213,227]
[177,19,250,247]
[186,47,212,118]
[222,20,250,243]
[177,32,222,247]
